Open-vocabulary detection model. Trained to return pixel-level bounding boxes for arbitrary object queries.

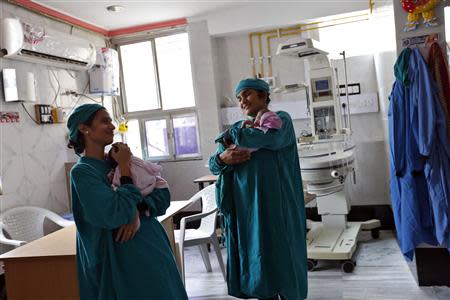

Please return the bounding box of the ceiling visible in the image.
[30,1,367,31]
[21,1,377,36]
[32,0,243,30]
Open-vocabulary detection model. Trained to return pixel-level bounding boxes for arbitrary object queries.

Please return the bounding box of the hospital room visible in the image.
[1,0,450,299]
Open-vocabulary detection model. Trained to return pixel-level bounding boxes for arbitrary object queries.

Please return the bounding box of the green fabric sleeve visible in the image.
[142,188,171,217]
[208,134,236,175]
[228,111,295,150]
[71,166,141,229]
[209,151,227,175]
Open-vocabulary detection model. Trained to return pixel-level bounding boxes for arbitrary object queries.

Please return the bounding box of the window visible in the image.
[126,119,143,159]
[145,118,170,159]
[155,34,195,110]
[118,32,200,161]
[120,41,159,112]
[446,6,450,43]
[172,114,200,157]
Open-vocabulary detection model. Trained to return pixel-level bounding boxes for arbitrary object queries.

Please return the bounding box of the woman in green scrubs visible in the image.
[209,78,308,300]
[67,104,187,300]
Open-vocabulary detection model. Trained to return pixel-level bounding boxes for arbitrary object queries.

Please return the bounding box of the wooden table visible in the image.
[0,200,194,300]
[193,174,218,190]
[158,199,194,269]
[0,225,78,300]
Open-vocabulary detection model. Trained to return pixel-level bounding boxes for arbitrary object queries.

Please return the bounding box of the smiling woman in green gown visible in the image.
[209,78,308,300]
[67,104,187,300]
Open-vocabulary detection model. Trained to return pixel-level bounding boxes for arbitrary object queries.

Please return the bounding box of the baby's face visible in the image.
[107,147,119,167]
[108,148,116,161]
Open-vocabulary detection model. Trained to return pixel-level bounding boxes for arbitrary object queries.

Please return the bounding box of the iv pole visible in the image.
[340,50,352,130]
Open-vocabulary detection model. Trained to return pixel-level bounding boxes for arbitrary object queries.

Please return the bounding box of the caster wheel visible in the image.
[307,259,318,271]
[371,229,380,239]
[341,260,355,273]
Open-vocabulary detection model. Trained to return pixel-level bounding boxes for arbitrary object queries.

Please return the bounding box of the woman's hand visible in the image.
[111,142,132,177]
[219,145,251,165]
[110,142,132,166]
[115,210,141,243]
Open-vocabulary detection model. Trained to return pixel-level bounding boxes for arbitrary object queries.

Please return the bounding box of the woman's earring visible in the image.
[85,131,89,135]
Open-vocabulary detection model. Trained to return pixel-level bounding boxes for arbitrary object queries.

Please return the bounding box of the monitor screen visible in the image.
[315,79,329,91]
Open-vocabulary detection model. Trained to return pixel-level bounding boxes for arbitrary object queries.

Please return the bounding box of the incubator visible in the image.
[276,38,380,273]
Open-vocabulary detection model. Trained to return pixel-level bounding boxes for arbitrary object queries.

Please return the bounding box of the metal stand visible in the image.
[306,190,380,273]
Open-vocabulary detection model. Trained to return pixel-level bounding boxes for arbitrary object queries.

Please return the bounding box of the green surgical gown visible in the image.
[209,111,308,300]
[70,156,188,300]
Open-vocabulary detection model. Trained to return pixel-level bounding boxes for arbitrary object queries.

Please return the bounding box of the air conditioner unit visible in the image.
[89,48,120,96]
[0,18,96,70]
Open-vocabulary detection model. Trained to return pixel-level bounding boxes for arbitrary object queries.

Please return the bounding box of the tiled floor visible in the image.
[184,231,450,300]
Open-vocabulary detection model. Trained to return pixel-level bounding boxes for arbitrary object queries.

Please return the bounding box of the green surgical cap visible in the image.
[235,78,270,96]
[67,104,104,142]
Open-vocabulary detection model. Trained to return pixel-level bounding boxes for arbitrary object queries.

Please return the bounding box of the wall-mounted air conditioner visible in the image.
[0,18,96,70]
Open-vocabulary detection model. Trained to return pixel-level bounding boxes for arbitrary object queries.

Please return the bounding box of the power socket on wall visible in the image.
[34,104,53,124]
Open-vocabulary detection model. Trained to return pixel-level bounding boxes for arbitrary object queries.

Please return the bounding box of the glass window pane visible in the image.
[173,115,200,156]
[446,7,450,43]
[120,42,159,112]
[155,33,195,110]
[125,119,143,159]
[144,119,170,158]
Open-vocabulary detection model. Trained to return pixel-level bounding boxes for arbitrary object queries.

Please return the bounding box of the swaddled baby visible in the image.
[107,146,168,196]
[223,109,283,152]
[241,109,282,132]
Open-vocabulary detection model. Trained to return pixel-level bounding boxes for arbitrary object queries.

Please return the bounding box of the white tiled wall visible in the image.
[0,2,106,216]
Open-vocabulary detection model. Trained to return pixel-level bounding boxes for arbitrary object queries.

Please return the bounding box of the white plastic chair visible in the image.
[175,184,226,285]
[0,206,74,247]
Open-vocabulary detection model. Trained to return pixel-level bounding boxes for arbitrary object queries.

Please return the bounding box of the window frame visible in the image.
[115,29,201,162]
[130,110,202,162]
[140,115,172,161]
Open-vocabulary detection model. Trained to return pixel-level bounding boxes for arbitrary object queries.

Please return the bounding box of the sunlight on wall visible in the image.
[319,13,396,58]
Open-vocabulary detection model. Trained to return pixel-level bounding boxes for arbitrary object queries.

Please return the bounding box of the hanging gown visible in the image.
[389,48,438,260]
[209,111,308,300]
[389,47,450,259]
[70,156,188,300]
[409,48,450,250]
[428,42,450,138]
